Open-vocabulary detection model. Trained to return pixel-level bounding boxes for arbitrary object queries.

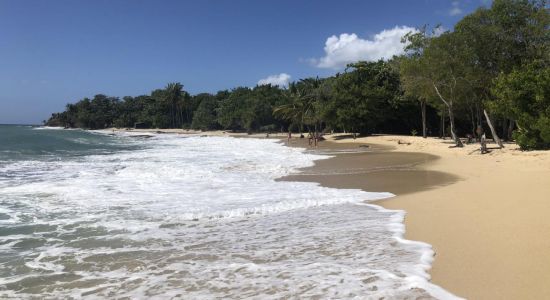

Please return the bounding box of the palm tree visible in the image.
[273,78,322,135]
[164,82,184,128]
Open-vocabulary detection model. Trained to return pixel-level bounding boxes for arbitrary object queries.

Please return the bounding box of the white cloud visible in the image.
[449,1,463,16]
[257,73,291,87]
[433,26,447,37]
[311,26,418,69]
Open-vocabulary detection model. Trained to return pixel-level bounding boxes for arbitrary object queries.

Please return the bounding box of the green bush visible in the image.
[492,62,550,150]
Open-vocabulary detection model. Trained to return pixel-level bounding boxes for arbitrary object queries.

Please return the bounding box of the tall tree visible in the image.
[164,82,185,128]
[400,28,441,138]
[455,0,550,145]
[273,80,319,135]
[416,32,467,147]
[331,61,400,135]
[191,93,219,130]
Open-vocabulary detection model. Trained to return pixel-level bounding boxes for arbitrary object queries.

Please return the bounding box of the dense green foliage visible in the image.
[399,0,549,149]
[492,61,550,149]
[190,93,219,131]
[331,61,401,134]
[47,0,549,149]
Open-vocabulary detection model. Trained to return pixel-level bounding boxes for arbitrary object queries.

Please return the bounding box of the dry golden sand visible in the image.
[325,135,550,300]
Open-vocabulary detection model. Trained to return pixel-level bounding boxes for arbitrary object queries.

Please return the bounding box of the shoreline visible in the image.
[320,134,550,299]
[96,128,460,297]
[92,128,550,298]
[279,136,463,299]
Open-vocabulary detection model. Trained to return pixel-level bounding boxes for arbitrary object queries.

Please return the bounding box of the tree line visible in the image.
[46,0,549,150]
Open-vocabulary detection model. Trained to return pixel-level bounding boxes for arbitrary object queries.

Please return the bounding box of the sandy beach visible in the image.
[109,128,550,299]
[312,134,550,299]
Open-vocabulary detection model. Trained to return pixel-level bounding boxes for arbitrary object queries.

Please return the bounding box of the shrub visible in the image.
[492,62,550,150]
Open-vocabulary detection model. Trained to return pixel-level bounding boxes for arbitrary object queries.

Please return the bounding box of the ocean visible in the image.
[0,125,458,299]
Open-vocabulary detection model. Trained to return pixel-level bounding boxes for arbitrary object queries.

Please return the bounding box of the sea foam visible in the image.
[0,133,460,299]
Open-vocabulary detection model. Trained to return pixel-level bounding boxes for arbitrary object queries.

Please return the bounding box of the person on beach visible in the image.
[287,131,292,144]
[308,132,313,146]
[314,131,319,147]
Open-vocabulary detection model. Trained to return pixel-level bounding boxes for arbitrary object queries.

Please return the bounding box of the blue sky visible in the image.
[0,0,490,124]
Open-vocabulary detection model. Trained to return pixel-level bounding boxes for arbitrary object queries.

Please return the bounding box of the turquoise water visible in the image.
[0,125,141,162]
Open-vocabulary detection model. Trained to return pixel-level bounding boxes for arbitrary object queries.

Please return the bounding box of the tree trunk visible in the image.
[185,104,191,126]
[476,103,482,141]
[171,104,175,128]
[180,107,191,128]
[469,105,476,138]
[421,100,427,138]
[447,105,464,147]
[483,109,504,148]
[440,109,445,139]
[432,83,462,147]
[501,119,508,141]
[507,120,515,140]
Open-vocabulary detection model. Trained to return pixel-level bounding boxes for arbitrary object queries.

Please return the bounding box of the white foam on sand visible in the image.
[0,134,461,299]
[32,126,67,130]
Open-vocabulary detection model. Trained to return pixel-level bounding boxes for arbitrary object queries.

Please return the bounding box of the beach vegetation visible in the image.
[492,61,550,149]
[190,93,219,131]
[45,0,549,150]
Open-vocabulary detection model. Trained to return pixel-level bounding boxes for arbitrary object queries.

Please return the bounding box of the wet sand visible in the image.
[315,134,550,300]
[280,146,459,196]
[107,129,550,299]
